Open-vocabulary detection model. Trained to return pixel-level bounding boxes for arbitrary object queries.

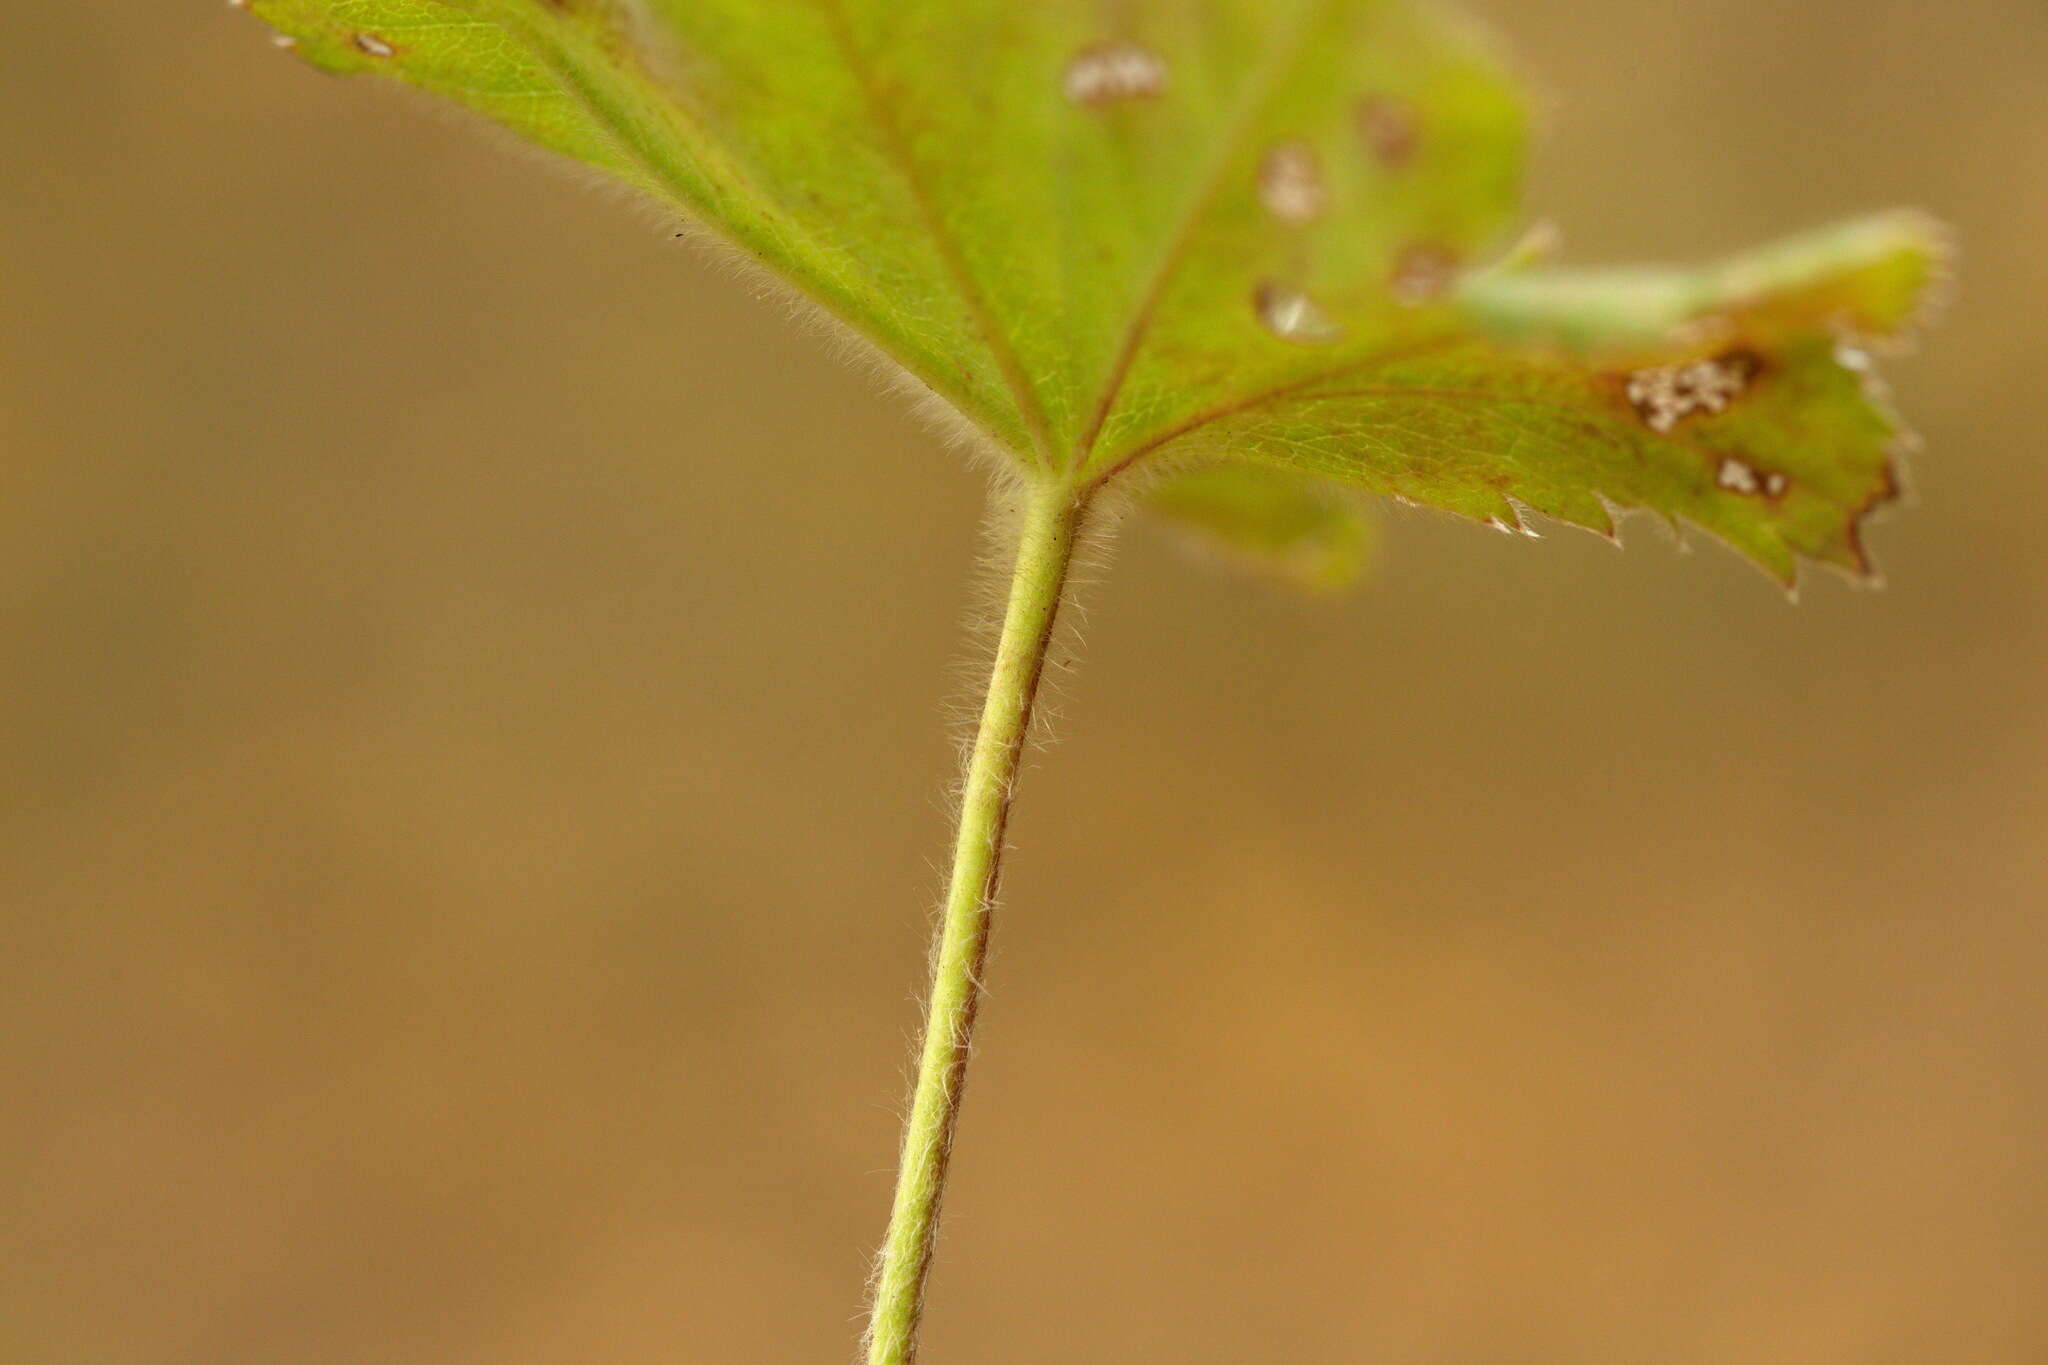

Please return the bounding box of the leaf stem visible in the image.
[864,477,1085,1365]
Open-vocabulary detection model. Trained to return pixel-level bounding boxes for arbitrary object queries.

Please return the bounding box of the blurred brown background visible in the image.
[4,3,2044,1361]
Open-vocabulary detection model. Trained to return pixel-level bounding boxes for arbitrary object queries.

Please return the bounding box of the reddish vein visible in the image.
[1069,0,1334,471]
[1084,332,1472,489]
[816,0,1058,464]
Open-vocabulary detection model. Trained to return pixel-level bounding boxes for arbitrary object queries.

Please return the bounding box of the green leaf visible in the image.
[1144,462,1374,592]
[1455,212,1947,354]
[242,0,1942,585]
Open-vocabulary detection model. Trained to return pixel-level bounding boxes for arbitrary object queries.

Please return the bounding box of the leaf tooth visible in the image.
[1504,497,1544,538]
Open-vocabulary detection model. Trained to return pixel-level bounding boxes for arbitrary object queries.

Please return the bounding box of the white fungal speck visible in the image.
[270,32,297,49]
[352,32,396,58]
[1485,516,1514,535]
[1715,457,1788,498]
[1625,352,1757,433]
[1834,343,1873,372]
[1254,281,1344,345]
[1716,457,1760,494]
[1257,141,1326,225]
[1063,42,1168,107]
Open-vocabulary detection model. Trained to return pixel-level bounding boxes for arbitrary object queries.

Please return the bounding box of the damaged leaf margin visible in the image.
[236,0,1947,590]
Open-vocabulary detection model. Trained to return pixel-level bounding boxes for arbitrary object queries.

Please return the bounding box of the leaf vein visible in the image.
[1069,0,1334,471]
[813,0,1058,463]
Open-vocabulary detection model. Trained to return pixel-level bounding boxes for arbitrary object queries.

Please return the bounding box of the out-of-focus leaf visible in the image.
[1455,211,1947,354]
[1145,462,1374,592]
[241,0,1942,584]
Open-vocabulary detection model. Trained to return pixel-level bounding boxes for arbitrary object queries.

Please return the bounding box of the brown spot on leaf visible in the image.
[1254,281,1344,345]
[1257,141,1326,225]
[1063,42,1168,107]
[1389,244,1459,306]
[1355,96,1420,168]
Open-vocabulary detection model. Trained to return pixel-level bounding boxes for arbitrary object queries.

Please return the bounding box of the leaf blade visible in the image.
[242,0,1941,585]
[1145,461,1375,592]
[1134,331,1911,586]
